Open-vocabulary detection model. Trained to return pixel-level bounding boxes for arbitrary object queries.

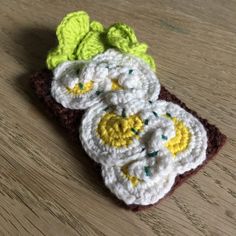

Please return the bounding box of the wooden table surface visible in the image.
[0,0,235,235]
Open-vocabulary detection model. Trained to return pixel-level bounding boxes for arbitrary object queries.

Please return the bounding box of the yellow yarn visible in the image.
[121,163,140,187]
[97,112,143,148]
[165,118,191,156]
[66,81,94,95]
[111,79,123,90]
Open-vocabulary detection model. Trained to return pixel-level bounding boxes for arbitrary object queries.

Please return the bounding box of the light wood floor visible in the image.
[0,0,235,235]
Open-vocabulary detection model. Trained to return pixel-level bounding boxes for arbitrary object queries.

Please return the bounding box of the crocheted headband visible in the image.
[31,11,226,210]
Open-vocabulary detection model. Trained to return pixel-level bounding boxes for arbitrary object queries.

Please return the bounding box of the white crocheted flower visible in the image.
[51,60,104,109]
[51,49,160,109]
[81,100,208,205]
[81,49,160,106]
[148,101,208,174]
[79,100,176,166]
[51,48,208,206]
[102,164,176,205]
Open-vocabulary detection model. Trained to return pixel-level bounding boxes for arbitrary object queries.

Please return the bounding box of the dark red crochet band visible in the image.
[30,70,226,211]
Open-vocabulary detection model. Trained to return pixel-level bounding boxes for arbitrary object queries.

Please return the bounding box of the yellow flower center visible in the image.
[121,163,140,187]
[111,79,123,91]
[165,117,191,156]
[97,112,143,148]
[67,81,94,95]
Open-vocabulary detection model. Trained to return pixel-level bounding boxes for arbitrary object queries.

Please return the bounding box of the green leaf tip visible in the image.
[47,11,90,69]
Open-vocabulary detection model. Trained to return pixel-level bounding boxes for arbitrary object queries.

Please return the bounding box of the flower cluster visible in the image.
[48,11,208,206]
[51,49,160,109]
[51,49,207,206]
[80,100,207,205]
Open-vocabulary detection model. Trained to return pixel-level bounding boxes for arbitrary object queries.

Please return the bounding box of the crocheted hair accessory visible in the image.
[31,11,226,210]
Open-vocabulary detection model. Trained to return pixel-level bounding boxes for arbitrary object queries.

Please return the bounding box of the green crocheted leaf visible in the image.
[107,23,156,71]
[90,21,104,32]
[107,23,140,52]
[46,52,73,71]
[76,31,107,60]
[47,12,156,71]
[47,11,90,69]
[76,21,106,61]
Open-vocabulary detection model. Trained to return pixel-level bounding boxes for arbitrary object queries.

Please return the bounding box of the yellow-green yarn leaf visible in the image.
[106,23,156,70]
[46,11,90,69]
[76,31,106,60]
[46,11,156,70]
[46,51,70,70]
[56,11,90,54]
[90,21,104,32]
[127,43,148,54]
[133,52,156,71]
[107,23,141,53]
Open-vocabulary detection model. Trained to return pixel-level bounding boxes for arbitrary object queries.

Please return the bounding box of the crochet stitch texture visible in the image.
[36,11,226,207]
[47,11,156,70]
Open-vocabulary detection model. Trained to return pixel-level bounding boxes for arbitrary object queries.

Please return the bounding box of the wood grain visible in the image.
[0,0,235,235]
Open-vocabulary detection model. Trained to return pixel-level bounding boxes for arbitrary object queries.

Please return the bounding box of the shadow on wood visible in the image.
[12,27,125,209]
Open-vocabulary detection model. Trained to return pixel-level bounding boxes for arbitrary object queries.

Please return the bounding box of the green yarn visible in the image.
[90,21,104,32]
[106,23,156,70]
[107,23,141,52]
[76,31,106,60]
[56,11,89,54]
[147,151,159,158]
[106,23,147,54]
[76,21,107,61]
[46,11,156,71]
[132,52,156,71]
[144,166,152,176]
[47,11,90,69]
[46,52,71,70]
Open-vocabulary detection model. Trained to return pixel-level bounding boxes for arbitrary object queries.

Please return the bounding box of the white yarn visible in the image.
[50,49,208,206]
[51,49,160,110]
[51,60,104,109]
[87,49,160,106]
[99,101,208,205]
[79,101,147,166]
[80,100,177,166]
[102,165,176,205]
